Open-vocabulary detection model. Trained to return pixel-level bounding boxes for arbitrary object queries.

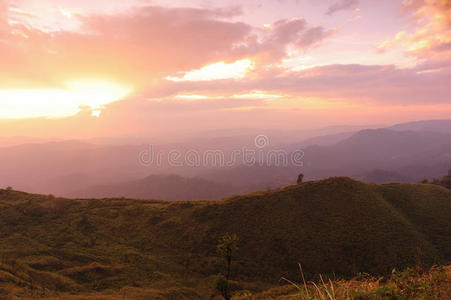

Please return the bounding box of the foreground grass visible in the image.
[246,266,451,300]
[2,266,450,299]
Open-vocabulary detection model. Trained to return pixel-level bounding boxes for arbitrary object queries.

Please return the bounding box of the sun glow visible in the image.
[0,80,131,119]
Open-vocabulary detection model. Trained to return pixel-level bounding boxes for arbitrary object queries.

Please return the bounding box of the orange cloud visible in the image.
[0,3,335,92]
[0,1,342,122]
[379,0,451,70]
[0,5,252,89]
[1,0,449,138]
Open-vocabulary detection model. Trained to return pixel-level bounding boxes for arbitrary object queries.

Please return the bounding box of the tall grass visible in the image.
[276,264,451,300]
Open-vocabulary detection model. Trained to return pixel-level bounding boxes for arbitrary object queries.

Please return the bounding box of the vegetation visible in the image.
[430,170,451,190]
[297,174,304,185]
[216,233,239,300]
[0,177,450,298]
[247,265,451,299]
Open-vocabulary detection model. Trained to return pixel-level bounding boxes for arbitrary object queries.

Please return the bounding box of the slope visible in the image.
[0,177,450,298]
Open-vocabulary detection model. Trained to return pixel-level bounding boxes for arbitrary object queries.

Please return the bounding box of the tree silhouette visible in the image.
[297,173,304,184]
[216,233,238,300]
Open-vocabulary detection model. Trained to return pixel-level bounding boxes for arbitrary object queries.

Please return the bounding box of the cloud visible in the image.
[270,19,334,50]
[296,26,336,49]
[150,63,451,106]
[59,6,253,82]
[0,5,254,89]
[0,3,335,93]
[326,0,359,15]
[14,62,449,139]
[236,18,335,64]
[379,0,451,70]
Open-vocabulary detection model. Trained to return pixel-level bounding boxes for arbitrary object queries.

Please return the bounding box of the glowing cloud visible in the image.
[172,91,285,101]
[378,0,451,67]
[231,91,285,99]
[166,59,255,82]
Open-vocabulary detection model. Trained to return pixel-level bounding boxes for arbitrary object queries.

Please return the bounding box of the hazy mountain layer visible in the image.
[1,122,451,199]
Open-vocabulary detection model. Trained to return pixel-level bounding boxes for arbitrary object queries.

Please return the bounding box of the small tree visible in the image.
[297,173,304,184]
[4,186,13,196]
[216,233,238,300]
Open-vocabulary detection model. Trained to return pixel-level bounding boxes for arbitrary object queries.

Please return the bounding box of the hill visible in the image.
[0,177,450,298]
[2,127,451,199]
[431,171,451,189]
[355,169,412,184]
[200,129,451,188]
[389,119,451,133]
[69,174,238,201]
[299,129,451,181]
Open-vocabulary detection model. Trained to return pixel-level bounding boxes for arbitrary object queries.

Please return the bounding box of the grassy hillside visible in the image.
[0,177,450,298]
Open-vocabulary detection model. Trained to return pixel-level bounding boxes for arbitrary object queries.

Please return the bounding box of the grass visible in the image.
[5,266,448,299]
[0,177,450,298]
[246,265,451,300]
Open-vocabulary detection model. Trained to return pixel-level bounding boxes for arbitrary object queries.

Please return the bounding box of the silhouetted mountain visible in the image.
[2,127,451,198]
[300,129,451,181]
[356,169,412,184]
[282,131,356,151]
[430,171,451,189]
[200,129,451,188]
[0,141,150,194]
[389,119,451,133]
[200,165,299,190]
[70,174,237,201]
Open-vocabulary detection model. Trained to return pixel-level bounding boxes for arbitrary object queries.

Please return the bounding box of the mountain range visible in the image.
[1,119,451,200]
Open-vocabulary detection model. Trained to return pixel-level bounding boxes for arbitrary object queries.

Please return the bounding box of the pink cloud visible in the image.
[0,0,449,139]
[380,0,451,71]
[149,63,451,105]
[0,3,336,91]
[326,0,359,16]
[0,5,253,89]
[231,18,335,64]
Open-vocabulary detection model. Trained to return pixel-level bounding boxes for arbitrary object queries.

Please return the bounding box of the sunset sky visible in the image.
[0,0,450,139]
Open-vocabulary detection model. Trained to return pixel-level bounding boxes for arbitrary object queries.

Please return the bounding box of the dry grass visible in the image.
[245,265,451,300]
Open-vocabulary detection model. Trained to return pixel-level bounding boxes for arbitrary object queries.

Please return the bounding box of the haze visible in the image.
[1,0,451,198]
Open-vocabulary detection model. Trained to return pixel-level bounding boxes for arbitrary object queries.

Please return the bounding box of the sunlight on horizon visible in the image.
[0,80,132,119]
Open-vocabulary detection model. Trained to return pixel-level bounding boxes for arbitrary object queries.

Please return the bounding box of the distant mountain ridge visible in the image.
[1,119,451,198]
[69,174,238,201]
[389,119,451,133]
[299,128,451,180]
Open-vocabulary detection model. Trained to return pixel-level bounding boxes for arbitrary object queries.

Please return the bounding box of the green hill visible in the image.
[0,177,450,298]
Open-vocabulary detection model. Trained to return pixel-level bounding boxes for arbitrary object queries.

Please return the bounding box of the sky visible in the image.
[0,0,450,139]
